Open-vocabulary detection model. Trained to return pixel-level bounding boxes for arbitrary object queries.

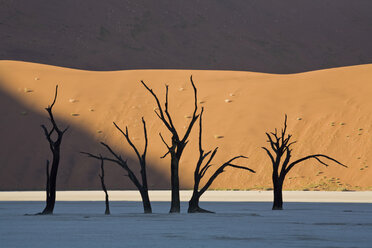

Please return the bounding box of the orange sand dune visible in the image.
[0,60,372,191]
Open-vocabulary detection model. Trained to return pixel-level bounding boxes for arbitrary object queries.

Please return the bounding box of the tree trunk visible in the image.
[99,166,110,215]
[44,160,50,206]
[169,155,180,213]
[104,192,110,215]
[188,193,214,213]
[140,189,152,214]
[188,194,200,213]
[140,162,151,213]
[41,149,60,214]
[272,180,283,210]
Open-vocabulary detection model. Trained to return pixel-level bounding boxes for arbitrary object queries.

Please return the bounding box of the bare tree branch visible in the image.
[100,142,127,166]
[141,76,201,213]
[200,164,213,178]
[266,133,278,152]
[164,85,177,133]
[262,147,275,165]
[39,85,68,215]
[81,117,152,213]
[159,132,171,150]
[82,146,142,193]
[181,76,199,144]
[140,80,173,132]
[226,163,256,173]
[113,122,142,164]
[199,156,252,196]
[142,117,148,159]
[262,114,346,210]
[285,154,347,174]
[199,148,218,178]
[80,151,120,165]
[49,85,58,109]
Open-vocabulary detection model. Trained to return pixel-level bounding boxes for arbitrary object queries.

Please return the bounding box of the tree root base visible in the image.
[272,206,283,210]
[188,207,215,213]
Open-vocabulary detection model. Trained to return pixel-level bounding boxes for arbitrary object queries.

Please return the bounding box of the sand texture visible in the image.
[1,60,372,190]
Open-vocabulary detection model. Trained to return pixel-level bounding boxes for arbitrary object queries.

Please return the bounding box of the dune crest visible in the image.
[1,60,372,191]
[1,0,372,73]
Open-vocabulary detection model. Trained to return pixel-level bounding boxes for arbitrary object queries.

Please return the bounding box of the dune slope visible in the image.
[1,60,372,190]
[1,0,372,73]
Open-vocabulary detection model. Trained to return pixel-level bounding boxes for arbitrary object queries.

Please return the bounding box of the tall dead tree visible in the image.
[189,108,255,213]
[98,155,110,215]
[262,115,346,210]
[40,85,68,215]
[141,76,199,213]
[82,118,152,213]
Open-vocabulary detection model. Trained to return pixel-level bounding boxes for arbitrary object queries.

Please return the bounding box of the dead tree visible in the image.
[40,85,69,215]
[98,155,110,215]
[141,76,199,213]
[262,115,346,210]
[82,118,152,213]
[189,108,255,213]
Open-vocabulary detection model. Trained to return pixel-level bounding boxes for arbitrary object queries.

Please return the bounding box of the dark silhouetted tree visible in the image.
[98,155,110,215]
[262,115,346,210]
[82,118,152,213]
[39,85,69,215]
[188,108,255,213]
[141,76,199,213]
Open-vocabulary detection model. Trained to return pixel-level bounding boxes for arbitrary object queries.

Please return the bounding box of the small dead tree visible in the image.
[189,108,255,213]
[98,155,110,215]
[82,118,152,213]
[39,85,69,215]
[262,115,346,210]
[141,76,199,213]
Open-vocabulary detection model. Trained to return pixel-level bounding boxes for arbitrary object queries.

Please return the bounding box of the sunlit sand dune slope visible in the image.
[1,60,372,190]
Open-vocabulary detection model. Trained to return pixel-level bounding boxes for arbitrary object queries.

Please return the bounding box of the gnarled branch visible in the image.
[285,154,347,174]
[262,114,346,210]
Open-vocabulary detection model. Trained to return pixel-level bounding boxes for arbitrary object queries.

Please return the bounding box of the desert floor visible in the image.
[0,193,371,248]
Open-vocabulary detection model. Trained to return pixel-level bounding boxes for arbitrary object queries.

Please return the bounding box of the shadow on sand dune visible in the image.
[0,87,171,191]
[0,0,372,73]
